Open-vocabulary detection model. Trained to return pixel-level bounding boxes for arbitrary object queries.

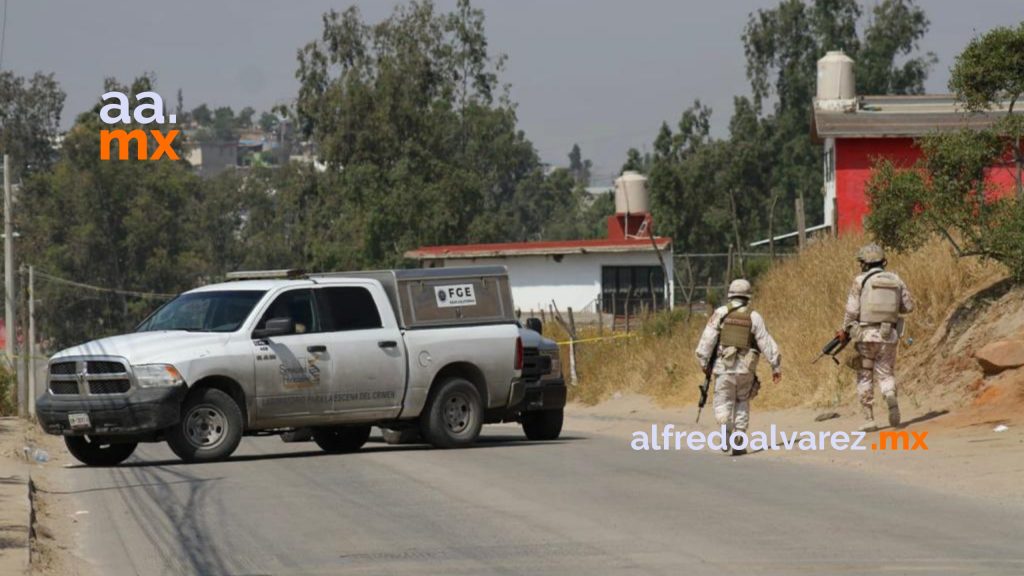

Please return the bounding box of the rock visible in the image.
[814,411,840,422]
[975,340,1024,375]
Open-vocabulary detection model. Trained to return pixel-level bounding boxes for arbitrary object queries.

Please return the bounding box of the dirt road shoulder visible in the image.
[566,394,1024,504]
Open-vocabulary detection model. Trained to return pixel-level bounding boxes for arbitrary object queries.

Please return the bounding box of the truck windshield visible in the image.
[136,290,266,333]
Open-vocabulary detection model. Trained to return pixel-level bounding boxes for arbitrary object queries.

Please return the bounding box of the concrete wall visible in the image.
[438,250,674,314]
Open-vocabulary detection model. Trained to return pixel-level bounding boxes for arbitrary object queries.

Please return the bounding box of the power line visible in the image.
[0,0,7,71]
[33,270,176,300]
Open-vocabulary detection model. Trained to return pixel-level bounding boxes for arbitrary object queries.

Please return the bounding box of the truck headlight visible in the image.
[133,364,185,388]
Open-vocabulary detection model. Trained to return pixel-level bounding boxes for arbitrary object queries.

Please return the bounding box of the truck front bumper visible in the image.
[36,385,186,436]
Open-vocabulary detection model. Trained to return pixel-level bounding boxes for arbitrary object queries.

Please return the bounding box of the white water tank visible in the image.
[614,171,649,214]
[816,50,856,101]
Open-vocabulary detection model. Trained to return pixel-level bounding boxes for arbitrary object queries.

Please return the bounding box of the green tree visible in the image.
[950,22,1024,198]
[18,76,207,347]
[237,106,256,129]
[742,0,934,231]
[190,103,212,125]
[258,112,279,134]
[866,129,1024,278]
[868,23,1024,279]
[568,143,592,186]
[0,71,66,174]
[294,1,551,265]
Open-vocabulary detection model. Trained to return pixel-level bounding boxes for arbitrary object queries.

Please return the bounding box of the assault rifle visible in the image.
[696,341,718,423]
[812,330,850,365]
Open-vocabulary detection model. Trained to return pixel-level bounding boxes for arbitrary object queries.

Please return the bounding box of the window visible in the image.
[255,289,318,335]
[824,145,835,183]
[318,287,383,332]
[137,291,266,333]
[600,266,666,315]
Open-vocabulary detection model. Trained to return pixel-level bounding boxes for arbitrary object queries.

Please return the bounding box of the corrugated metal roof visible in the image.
[405,237,672,259]
[813,95,1018,139]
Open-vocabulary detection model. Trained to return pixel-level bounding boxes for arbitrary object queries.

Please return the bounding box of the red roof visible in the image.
[405,237,672,259]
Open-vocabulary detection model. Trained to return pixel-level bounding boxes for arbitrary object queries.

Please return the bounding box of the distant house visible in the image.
[812,51,1019,235]
[405,172,673,316]
[185,140,238,178]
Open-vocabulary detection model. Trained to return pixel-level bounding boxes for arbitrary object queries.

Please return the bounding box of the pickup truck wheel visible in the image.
[166,388,243,463]
[64,436,137,466]
[313,426,371,453]
[421,377,483,448]
[522,409,564,441]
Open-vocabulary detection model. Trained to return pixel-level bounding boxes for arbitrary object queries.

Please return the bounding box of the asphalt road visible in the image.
[49,417,1024,576]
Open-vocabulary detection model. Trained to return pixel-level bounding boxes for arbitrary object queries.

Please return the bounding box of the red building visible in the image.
[811,52,1018,235]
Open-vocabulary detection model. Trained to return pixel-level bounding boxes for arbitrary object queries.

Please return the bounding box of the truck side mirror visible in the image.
[253,317,295,339]
[525,317,543,335]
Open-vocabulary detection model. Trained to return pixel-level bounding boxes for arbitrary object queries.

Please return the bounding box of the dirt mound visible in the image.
[901,278,1024,423]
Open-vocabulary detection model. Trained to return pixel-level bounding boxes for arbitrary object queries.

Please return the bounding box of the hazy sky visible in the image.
[4,1,1021,184]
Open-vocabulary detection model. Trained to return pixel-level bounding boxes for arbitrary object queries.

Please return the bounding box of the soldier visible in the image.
[840,244,914,431]
[696,279,782,456]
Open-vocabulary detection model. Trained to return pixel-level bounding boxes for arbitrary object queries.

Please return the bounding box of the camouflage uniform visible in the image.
[843,267,913,417]
[695,299,781,433]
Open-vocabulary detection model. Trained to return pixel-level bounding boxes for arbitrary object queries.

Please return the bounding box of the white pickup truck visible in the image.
[36,266,566,465]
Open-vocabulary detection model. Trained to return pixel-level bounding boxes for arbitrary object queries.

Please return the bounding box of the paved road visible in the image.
[48,417,1024,576]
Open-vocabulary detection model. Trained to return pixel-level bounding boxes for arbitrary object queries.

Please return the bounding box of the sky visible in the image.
[3,0,1022,184]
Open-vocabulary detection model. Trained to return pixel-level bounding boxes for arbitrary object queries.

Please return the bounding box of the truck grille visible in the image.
[48,359,132,396]
[49,362,77,375]
[89,379,131,394]
[49,381,80,395]
[87,360,127,374]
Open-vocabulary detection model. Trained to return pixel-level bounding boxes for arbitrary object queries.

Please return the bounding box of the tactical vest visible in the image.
[719,306,755,349]
[859,272,901,324]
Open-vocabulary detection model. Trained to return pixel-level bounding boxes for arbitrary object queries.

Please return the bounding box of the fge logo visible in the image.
[434,284,477,308]
[99,91,180,160]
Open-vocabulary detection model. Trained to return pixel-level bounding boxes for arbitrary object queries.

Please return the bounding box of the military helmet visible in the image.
[727,278,752,299]
[856,243,886,265]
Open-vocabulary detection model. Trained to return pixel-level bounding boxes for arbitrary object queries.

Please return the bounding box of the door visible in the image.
[252,288,333,421]
[316,284,405,417]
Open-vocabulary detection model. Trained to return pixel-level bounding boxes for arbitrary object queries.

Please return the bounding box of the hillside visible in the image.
[570,234,1020,417]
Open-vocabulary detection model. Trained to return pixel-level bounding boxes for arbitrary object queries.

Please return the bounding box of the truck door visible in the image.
[252,288,333,422]
[316,284,405,417]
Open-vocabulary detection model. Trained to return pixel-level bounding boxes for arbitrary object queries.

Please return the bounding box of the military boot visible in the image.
[885,393,901,428]
[731,428,747,456]
[858,405,877,432]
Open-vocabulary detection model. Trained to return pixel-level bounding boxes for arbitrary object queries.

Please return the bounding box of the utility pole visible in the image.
[28,265,35,418]
[2,154,18,415]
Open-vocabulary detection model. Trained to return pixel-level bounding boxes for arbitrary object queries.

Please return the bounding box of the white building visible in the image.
[405,172,674,316]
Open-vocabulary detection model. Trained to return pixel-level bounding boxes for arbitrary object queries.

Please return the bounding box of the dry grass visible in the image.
[568,234,1003,410]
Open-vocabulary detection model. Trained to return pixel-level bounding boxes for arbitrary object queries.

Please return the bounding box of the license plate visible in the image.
[68,413,91,430]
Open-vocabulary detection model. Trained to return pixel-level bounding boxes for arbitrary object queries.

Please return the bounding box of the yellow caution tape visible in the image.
[555,333,638,345]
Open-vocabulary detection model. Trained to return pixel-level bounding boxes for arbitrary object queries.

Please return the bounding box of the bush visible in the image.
[0,364,15,416]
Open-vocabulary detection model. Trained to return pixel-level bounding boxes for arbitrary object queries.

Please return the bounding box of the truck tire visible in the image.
[381,427,422,445]
[522,409,563,441]
[313,425,371,453]
[64,436,137,466]
[166,388,244,463]
[421,377,483,448]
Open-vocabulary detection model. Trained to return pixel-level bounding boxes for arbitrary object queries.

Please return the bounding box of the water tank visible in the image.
[614,171,649,214]
[816,50,855,101]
